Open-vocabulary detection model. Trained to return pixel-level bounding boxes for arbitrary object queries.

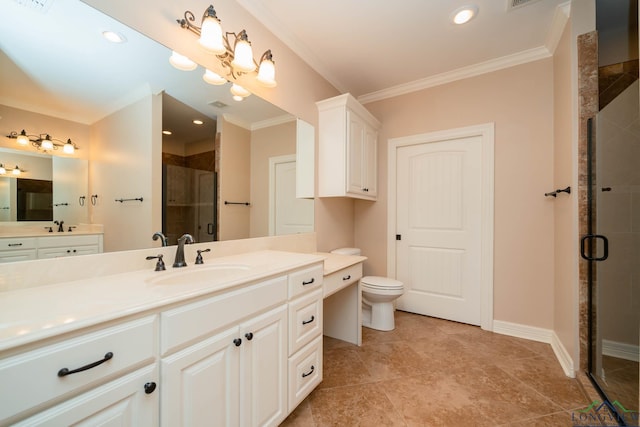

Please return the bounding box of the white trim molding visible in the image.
[493,320,576,378]
[387,122,494,332]
[602,339,640,362]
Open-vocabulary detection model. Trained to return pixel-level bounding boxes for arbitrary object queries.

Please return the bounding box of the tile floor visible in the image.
[281,311,607,427]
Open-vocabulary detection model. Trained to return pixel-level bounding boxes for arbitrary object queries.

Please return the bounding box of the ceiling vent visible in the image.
[13,0,53,13]
[209,100,229,109]
[507,0,542,11]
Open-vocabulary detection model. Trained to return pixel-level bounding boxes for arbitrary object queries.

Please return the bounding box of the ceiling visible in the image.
[238,0,569,99]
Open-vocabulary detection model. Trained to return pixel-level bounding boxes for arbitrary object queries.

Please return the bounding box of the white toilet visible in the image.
[330,248,404,331]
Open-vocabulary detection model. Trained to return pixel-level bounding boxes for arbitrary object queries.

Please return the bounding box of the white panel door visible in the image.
[395,136,482,325]
[271,156,314,236]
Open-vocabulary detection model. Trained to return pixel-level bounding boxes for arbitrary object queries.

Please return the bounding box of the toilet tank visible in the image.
[330,247,361,256]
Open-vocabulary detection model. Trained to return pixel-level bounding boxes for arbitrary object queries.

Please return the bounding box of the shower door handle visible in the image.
[207,223,214,235]
[580,234,609,261]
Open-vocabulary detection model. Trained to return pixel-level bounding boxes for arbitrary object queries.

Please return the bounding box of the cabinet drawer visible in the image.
[0,315,157,424]
[37,234,100,248]
[0,237,37,251]
[0,249,37,263]
[288,288,323,355]
[323,263,363,298]
[37,245,99,259]
[288,263,323,299]
[161,275,287,356]
[288,335,322,410]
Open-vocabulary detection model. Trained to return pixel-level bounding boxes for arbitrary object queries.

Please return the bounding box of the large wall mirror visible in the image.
[0,0,314,254]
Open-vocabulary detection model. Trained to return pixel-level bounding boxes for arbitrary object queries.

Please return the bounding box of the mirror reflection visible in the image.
[0,0,313,257]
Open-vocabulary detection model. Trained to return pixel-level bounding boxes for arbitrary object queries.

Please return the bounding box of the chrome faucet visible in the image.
[152,231,168,247]
[173,234,194,268]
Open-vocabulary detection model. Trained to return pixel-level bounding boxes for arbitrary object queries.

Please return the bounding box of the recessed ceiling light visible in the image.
[193,119,204,125]
[102,31,127,43]
[162,130,172,135]
[451,5,478,25]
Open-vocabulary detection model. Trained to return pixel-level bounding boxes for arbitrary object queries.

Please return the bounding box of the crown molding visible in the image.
[358,46,552,104]
[545,2,571,55]
[251,114,296,131]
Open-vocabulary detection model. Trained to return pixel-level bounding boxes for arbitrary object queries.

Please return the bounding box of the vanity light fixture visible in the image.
[451,5,479,25]
[173,4,278,97]
[0,164,24,176]
[7,130,79,154]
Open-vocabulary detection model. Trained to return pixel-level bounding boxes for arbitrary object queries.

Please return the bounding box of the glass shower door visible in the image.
[586,81,639,425]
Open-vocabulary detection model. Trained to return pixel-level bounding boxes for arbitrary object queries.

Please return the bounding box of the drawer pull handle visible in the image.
[57,352,113,377]
[245,332,254,341]
[302,278,315,286]
[302,365,315,378]
[233,338,242,347]
[8,243,23,247]
[342,275,351,281]
[144,382,157,394]
[302,315,315,325]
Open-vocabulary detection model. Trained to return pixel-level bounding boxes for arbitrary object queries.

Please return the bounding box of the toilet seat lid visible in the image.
[361,276,403,290]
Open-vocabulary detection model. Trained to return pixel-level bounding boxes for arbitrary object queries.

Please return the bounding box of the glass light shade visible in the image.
[257,58,277,87]
[232,94,244,102]
[203,69,226,85]
[169,51,197,71]
[16,131,29,146]
[231,38,256,72]
[0,164,5,175]
[230,83,250,98]
[41,136,54,150]
[63,139,75,154]
[199,15,225,54]
[12,166,20,176]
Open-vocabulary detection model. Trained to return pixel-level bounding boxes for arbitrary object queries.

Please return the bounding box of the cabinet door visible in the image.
[363,125,378,197]
[241,305,288,427]
[346,110,366,195]
[13,365,158,427]
[161,326,240,427]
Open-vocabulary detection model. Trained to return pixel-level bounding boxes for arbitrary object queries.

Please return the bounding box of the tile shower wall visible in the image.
[596,80,640,352]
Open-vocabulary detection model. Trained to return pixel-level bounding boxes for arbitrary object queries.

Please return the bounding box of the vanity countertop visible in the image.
[315,252,367,275]
[0,230,103,238]
[0,250,325,352]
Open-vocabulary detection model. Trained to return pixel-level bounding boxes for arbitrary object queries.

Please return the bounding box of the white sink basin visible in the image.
[146,264,251,286]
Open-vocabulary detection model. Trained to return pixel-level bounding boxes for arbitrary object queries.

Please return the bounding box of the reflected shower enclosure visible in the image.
[162,159,217,246]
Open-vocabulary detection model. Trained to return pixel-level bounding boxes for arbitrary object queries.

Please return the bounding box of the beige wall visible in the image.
[250,120,297,237]
[552,20,578,365]
[0,104,90,161]
[363,59,556,329]
[219,119,251,241]
[89,93,161,251]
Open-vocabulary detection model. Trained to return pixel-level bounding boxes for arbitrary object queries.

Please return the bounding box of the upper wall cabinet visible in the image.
[316,93,380,201]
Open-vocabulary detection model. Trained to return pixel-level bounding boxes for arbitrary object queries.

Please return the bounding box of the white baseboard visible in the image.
[602,339,640,362]
[493,320,575,378]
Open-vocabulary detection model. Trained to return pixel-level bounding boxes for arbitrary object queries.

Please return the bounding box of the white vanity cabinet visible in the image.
[37,234,103,259]
[0,315,158,426]
[0,237,37,262]
[0,234,103,263]
[317,93,380,201]
[160,275,290,427]
[286,264,324,409]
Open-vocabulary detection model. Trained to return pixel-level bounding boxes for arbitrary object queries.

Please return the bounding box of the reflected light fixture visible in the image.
[0,164,24,176]
[169,51,197,71]
[102,30,127,43]
[6,130,79,154]
[193,119,204,125]
[451,5,478,24]
[174,4,278,99]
